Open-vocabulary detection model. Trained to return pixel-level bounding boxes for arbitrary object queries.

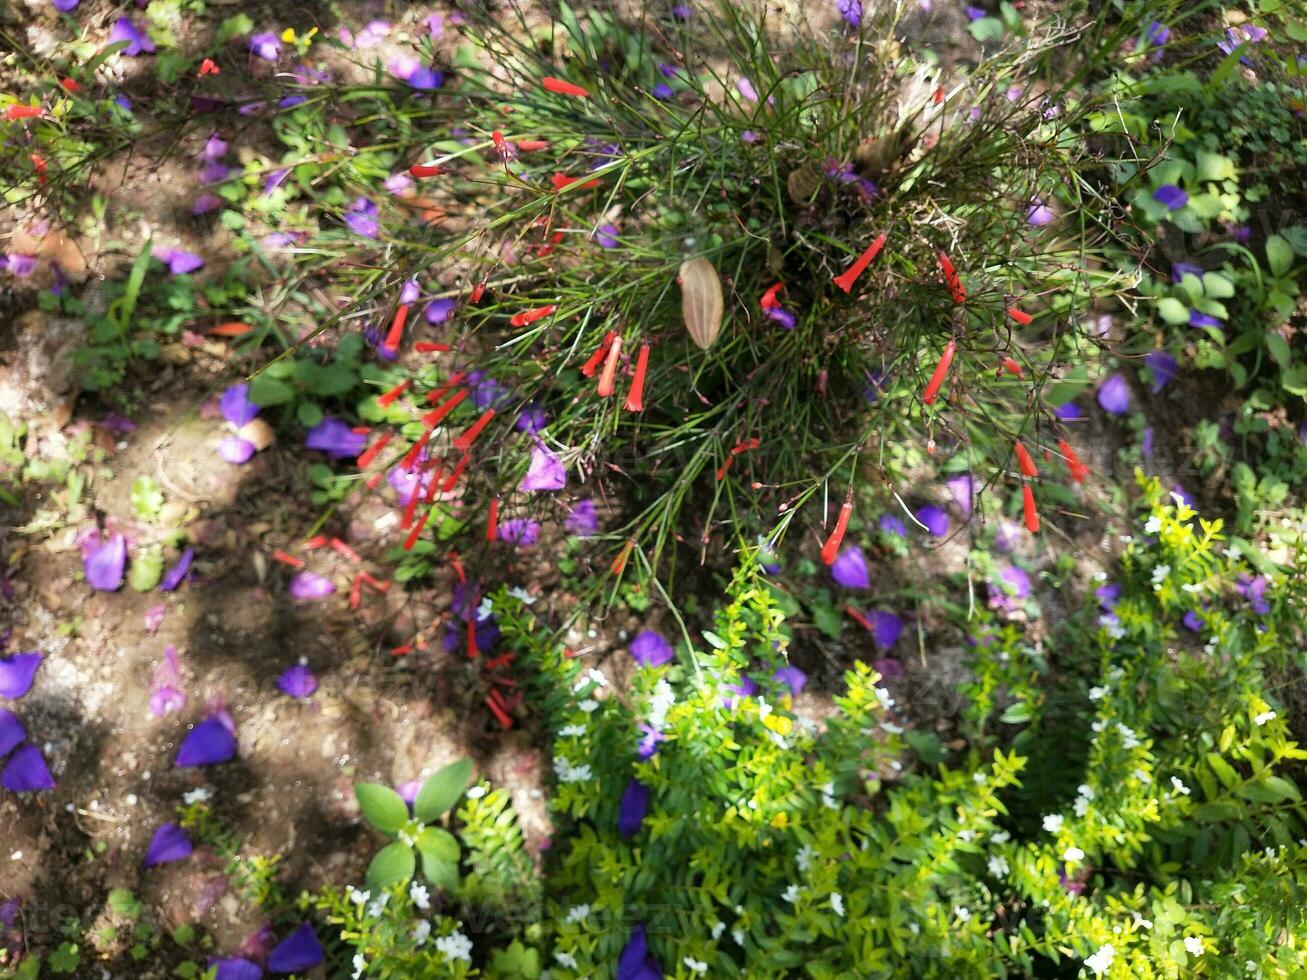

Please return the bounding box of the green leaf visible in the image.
[414,758,474,822]
[416,826,460,863]
[354,782,409,833]
[1266,235,1293,277]
[296,401,323,429]
[1156,297,1189,324]
[1202,273,1235,299]
[249,375,295,407]
[131,475,165,521]
[365,841,416,891]
[1206,752,1239,790]
[701,630,727,650]
[1266,332,1291,370]
[1194,151,1235,183]
[967,17,1004,43]
[215,13,255,44]
[129,549,164,592]
[420,852,459,892]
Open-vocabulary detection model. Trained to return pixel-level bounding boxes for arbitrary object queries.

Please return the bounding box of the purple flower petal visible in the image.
[594,223,620,248]
[1095,582,1122,610]
[830,546,870,589]
[766,307,797,329]
[220,384,259,428]
[1170,261,1202,283]
[212,959,264,980]
[772,666,806,696]
[1236,574,1271,615]
[0,709,26,759]
[618,778,651,837]
[636,723,664,760]
[617,924,662,980]
[268,923,323,974]
[1188,310,1223,329]
[565,499,599,537]
[1182,610,1204,632]
[879,514,906,538]
[836,0,862,27]
[249,32,280,61]
[0,653,42,700]
[160,548,195,593]
[277,662,318,699]
[869,611,902,650]
[218,437,256,465]
[1055,401,1085,422]
[629,630,674,668]
[109,17,155,56]
[144,823,193,868]
[399,278,420,305]
[737,77,759,102]
[946,473,974,519]
[305,418,367,458]
[149,646,186,718]
[520,444,566,492]
[2,744,55,792]
[1096,374,1131,415]
[156,248,204,276]
[343,197,379,239]
[176,717,237,767]
[1027,201,1055,227]
[964,4,986,19]
[424,297,456,323]
[85,534,127,591]
[1153,184,1188,210]
[722,676,758,710]
[516,405,548,434]
[53,0,80,10]
[499,518,541,547]
[1000,565,1031,599]
[288,571,334,601]
[1144,350,1178,392]
[917,505,950,537]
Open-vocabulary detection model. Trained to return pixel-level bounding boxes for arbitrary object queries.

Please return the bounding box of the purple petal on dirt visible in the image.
[869,611,902,650]
[159,548,195,593]
[964,4,986,18]
[1182,610,1205,632]
[144,603,166,633]
[946,473,974,519]
[212,959,264,980]
[1144,350,1179,392]
[384,172,413,195]
[879,514,906,537]
[595,223,620,248]
[200,133,228,162]
[765,307,797,329]
[155,248,204,276]
[149,682,185,718]
[500,519,541,547]
[1188,310,1223,329]
[109,17,155,56]
[0,710,26,758]
[1153,184,1188,210]
[772,666,807,696]
[85,534,126,591]
[268,923,323,974]
[520,444,566,491]
[355,19,392,48]
[618,778,651,837]
[399,278,420,305]
[277,662,318,699]
[199,162,233,184]
[740,130,759,143]
[288,571,334,601]
[565,499,599,537]
[1142,426,1154,459]
[4,255,37,277]
[424,297,456,323]
[629,630,674,668]
[305,417,367,458]
[220,384,259,427]
[1027,200,1055,226]
[516,405,548,434]
[873,657,904,681]
[143,823,193,867]
[176,717,237,768]
[1096,374,1131,415]
[1000,565,1032,599]
[219,437,256,464]
[917,505,950,537]
[249,32,281,61]
[343,197,379,239]
[830,546,870,589]
[53,0,80,10]
[2,744,54,792]
[0,653,41,700]
[617,923,663,980]
[388,462,434,502]
[405,67,445,91]
[194,190,224,214]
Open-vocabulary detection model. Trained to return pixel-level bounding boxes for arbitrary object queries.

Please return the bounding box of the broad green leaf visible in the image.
[1206,752,1239,790]
[420,852,459,891]
[967,17,1004,43]
[1266,332,1291,370]
[296,401,323,429]
[1155,297,1189,325]
[249,375,295,406]
[413,758,474,822]
[1194,151,1235,183]
[365,841,415,890]
[355,782,409,833]
[1266,235,1293,277]
[1202,273,1235,299]
[416,826,460,863]
[129,549,164,592]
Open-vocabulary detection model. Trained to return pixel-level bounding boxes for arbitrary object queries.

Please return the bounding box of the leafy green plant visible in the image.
[355,759,473,892]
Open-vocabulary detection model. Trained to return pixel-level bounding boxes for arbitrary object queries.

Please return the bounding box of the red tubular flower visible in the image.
[29,154,46,184]
[401,477,423,530]
[423,389,467,427]
[60,77,80,92]
[376,380,410,408]
[937,252,966,303]
[551,172,601,191]
[304,535,329,549]
[409,163,446,178]
[1007,307,1033,325]
[510,304,557,327]
[271,550,304,568]
[832,233,887,293]
[469,280,487,303]
[922,340,956,405]
[611,539,635,575]
[624,343,650,412]
[4,105,43,121]
[454,408,495,452]
[535,231,565,257]
[414,342,450,353]
[485,693,511,728]
[581,331,618,377]
[845,606,873,632]
[760,281,785,310]
[517,139,550,151]
[422,462,445,504]
[596,335,624,397]
[449,551,467,583]
[1022,484,1040,533]
[198,59,219,77]
[402,512,429,550]
[491,130,508,159]
[1001,357,1023,377]
[933,85,945,104]
[820,499,854,566]
[383,304,410,353]
[400,427,435,471]
[1014,441,1039,478]
[425,371,466,404]
[1058,439,1090,483]
[357,433,392,470]
[486,498,499,542]
[542,76,590,97]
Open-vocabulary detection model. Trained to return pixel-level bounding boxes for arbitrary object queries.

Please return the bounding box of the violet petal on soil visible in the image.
[143,823,194,867]
[946,473,974,519]
[219,436,256,464]
[305,417,367,458]
[175,717,237,768]
[85,534,127,591]
[277,662,318,699]
[836,0,862,27]
[156,248,204,275]
[499,518,541,547]
[268,923,324,973]
[565,499,599,537]
[212,959,265,980]
[870,611,903,650]
[2,744,55,792]
[1096,374,1131,415]
[0,709,25,758]
[772,665,807,696]
[629,630,674,668]
[221,383,259,427]
[0,653,42,700]
[53,0,80,11]
[516,405,548,434]
[288,571,335,601]
[1055,401,1085,422]
[917,505,950,537]
[160,547,195,592]
[109,17,155,56]
[150,646,186,718]
[520,444,566,492]
[617,778,651,837]
[144,603,166,632]
[830,545,870,589]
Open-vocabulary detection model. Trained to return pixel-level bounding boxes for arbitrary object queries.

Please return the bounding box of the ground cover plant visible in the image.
[2,0,1307,977]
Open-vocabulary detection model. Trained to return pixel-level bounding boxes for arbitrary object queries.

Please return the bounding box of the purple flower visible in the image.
[830,546,870,589]
[288,570,334,601]
[1235,574,1271,615]
[155,248,204,276]
[869,611,902,650]
[766,307,796,329]
[1171,261,1203,283]
[149,646,186,718]
[85,534,127,591]
[737,77,759,101]
[836,0,862,27]
[354,20,392,48]
[249,33,281,61]
[1095,583,1122,611]
[1153,184,1188,210]
[722,676,758,710]
[595,223,620,248]
[618,778,651,836]
[2,744,55,792]
[404,67,445,91]
[520,444,566,491]
[879,514,906,538]
[0,710,24,758]
[1055,401,1085,422]
[143,823,193,868]
[946,473,974,519]
[1096,374,1131,415]
[398,278,420,306]
[566,500,599,537]
[500,518,541,547]
[220,384,259,428]
[212,959,264,980]
[617,924,663,980]
[218,437,256,464]
[53,0,80,10]
[917,505,949,537]
[424,297,456,323]
[652,82,674,100]
[467,371,512,411]
[1143,20,1170,48]
[630,630,674,668]
[1144,350,1178,392]
[268,923,323,974]
[0,653,41,700]
[389,461,436,502]
[277,661,318,699]
[160,547,195,592]
[176,716,237,768]
[109,17,155,56]
[671,3,692,20]
[343,197,379,238]
[1142,426,1154,459]
[989,567,1031,613]
[1189,310,1223,329]
[516,405,548,434]
[740,130,759,143]
[4,255,37,278]
[636,724,664,760]
[305,417,367,458]
[1182,610,1205,632]
[200,134,228,162]
[964,4,986,19]
[1027,200,1055,227]
[772,666,807,696]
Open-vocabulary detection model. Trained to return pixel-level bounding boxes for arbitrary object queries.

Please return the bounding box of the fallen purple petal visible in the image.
[499,518,541,547]
[1144,350,1179,392]
[1096,374,1131,415]
[869,611,902,650]
[85,534,127,591]
[305,418,367,458]
[0,710,25,759]
[277,662,318,699]
[249,32,281,61]
[219,437,256,464]
[424,297,456,323]
[176,717,237,768]
[156,248,204,276]
[144,823,194,868]
[268,923,323,974]
[2,744,55,792]
[288,571,335,601]
[520,444,566,492]
[160,548,195,593]
[213,959,265,980]
[109,17,155,56]
[565,499,599,537]
[917,505,950,537]
[0,653,42,700]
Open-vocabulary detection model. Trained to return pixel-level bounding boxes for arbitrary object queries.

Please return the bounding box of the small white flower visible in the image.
[1117,723,1141,749]
[1181,582,1204,594]
[1042,814,1064,833]
[1091,720,1107,733]
[476,597,495,619]
[1184,936,1204,956]
[1084,943,1115,976]
[409,882,430,911]
[973,771,987,784]
[683,956,708,974]
[554,951,578,969]
[353,952,366,978]
[957,829,976,843]
[507,586,537,605]
[1151,563,1171,586]
[1062,846,1085,862]
[1254,710,1277,726]
[559,724,587,738]
[564,904,590,924]
[466,784,487,799]
[1171,776,1191,796]
[830,892,846,917]
[182,787,212,805]
[953,906,972,923]
[988,854,1010,877]
[711,920,726,940]
[366,893,389,918]
[781,884,802,903]
[348,887,370,906]
[578,698,599,713]
[553,758,593,783]
[1143,515,1162,534]
[796,843,815,872]
[732,927,745,946]
[434,930,473,963]
[1132,768,1152,783]
[411,920,431,946]
[1088,686,1107,701]
[991,830,1011,844]
[1074,797,1091,817]
[1077,784,1096,800]
[756,698,773,720]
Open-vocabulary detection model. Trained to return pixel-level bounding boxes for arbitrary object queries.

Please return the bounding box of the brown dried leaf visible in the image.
[679,257,723,351]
